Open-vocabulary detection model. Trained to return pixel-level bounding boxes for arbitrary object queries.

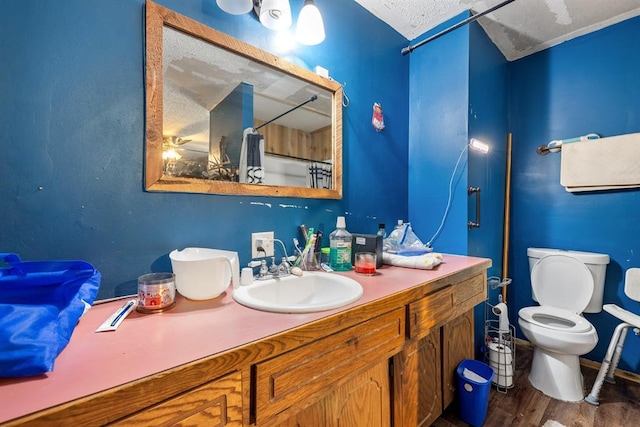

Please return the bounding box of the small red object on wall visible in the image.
[372,102,385,132]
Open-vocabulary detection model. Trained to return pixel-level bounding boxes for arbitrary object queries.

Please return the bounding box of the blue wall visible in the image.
[468,21,509,351]
[408,11,640,373]
[468,20,509,282]
[509,17,640,372]
[3,0,639,375]
[408,14,471,254]
[0,0,409,299]
[408,15,509,356]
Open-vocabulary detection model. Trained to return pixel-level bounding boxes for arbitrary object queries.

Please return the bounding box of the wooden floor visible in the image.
[433,343,640,427]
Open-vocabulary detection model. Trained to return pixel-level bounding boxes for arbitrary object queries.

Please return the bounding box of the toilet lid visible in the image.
[531,254,594,312]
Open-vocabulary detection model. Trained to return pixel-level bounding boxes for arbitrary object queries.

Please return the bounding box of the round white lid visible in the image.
[527,247,610,264]
[531,254,594,312]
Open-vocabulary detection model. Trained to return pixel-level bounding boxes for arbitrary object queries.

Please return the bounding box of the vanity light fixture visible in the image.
[257,0,292,31]
[296,0,325,45]
[218,0,325,45]
[217,0,253,15]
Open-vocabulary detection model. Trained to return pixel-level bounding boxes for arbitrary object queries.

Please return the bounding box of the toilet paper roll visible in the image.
[492,302,510,333]
[488,342,514,388]
[491,367,514,388]
[488,342,513,365]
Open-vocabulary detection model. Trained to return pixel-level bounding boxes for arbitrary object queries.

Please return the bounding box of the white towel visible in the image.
[382,252,443,270]
[239,128,265,184]
[561,133,640,192]
[307,162,332,189]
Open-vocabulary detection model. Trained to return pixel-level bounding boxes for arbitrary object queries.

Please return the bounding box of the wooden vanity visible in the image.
[0,255,490,426]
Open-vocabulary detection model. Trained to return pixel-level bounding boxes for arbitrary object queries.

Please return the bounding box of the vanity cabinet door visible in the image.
[109,371,243,426]
[397,272,484,424]
[442,309,475,408]
[254,308,404,425]
[271,399,327,427]
[393,328,442,427]
[325,359,391,427]
[273,360,391,427]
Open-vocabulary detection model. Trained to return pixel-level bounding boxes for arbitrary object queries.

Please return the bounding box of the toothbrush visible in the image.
[293,238,303,256]
[297,234,316,268]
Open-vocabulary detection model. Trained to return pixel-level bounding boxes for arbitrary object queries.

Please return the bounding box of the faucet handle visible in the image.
[259,259,268,277]
[278,257,291,275]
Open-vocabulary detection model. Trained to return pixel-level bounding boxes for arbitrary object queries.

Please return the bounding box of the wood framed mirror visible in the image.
[145,0,343,198]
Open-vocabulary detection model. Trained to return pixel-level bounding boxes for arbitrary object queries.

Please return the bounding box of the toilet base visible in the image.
[529,346,585,402]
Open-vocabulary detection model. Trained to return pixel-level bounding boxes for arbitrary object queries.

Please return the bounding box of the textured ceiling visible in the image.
[354,0,640,61]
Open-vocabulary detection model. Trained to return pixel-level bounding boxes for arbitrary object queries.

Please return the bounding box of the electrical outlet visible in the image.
[252,231,274,258]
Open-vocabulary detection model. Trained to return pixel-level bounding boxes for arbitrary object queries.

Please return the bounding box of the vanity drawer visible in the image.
[452,274,486,316]
[408,285,454,340]
[254,307,405,424]
[111,371,243,426]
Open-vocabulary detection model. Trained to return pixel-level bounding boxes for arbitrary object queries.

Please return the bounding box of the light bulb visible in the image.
[216,0,253,15]
[469,138,489,153]
[296,0,325,45]
[259,0,292,31]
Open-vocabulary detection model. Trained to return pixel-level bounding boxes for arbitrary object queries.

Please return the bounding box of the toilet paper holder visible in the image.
[484,301,516,393]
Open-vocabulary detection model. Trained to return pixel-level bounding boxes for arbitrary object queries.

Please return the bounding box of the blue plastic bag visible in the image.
[0,253,101,377]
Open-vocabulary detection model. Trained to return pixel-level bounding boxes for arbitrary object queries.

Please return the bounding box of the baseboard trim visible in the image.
[514,337,640,386]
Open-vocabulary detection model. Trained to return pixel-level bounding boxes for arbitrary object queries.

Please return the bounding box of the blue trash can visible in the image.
[456,359,495,426]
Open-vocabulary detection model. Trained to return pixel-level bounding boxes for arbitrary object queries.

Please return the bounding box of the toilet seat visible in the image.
[531,254,594,313]
[519,306,593,333]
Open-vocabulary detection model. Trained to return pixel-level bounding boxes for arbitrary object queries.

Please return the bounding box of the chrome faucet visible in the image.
[277,257,291,276]
[259,260,269,278]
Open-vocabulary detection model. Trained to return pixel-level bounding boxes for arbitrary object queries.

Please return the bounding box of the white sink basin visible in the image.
[232,271,363,313]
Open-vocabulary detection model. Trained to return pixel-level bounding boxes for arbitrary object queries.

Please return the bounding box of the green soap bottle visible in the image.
[329,216,352,271]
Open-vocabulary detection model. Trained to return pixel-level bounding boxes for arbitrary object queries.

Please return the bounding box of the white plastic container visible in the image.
[169,248,240,300]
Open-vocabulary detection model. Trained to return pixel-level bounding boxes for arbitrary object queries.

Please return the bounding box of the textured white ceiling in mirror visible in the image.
[162,27,332,151]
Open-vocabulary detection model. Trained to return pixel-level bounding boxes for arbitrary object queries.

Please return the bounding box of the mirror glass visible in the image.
[145,1,343,198]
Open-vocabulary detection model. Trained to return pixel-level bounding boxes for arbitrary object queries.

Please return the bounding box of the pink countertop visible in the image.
[0,255,489,424]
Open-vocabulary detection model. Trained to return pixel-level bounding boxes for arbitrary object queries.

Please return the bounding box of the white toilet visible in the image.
[518,247,610,402]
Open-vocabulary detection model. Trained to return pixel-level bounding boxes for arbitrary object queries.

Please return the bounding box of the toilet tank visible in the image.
[527,247,610,313]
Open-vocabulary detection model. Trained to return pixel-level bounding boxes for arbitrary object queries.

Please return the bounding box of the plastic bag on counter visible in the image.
[0,253,101,377]
[382,221,430,256]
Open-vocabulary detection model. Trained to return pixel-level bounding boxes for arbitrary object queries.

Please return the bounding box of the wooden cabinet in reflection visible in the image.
[257,121,332,162]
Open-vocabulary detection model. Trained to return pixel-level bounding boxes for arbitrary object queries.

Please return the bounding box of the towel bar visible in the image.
[536,144,560,155]
[536,133,600,155]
